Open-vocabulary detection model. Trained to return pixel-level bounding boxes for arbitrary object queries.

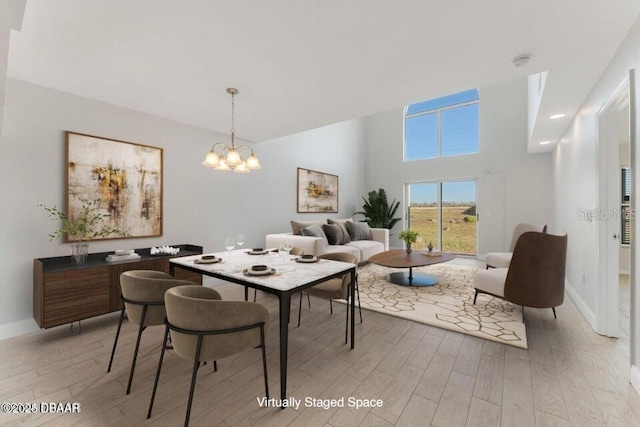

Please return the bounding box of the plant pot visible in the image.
[71,242,89,264]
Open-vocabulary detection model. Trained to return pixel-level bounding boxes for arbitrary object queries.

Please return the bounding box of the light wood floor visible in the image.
[0,268,638,427]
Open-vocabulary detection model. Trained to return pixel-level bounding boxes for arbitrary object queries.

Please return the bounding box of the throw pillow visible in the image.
[301,224,327,241]
[291,219,325,235]
[327,218,353,228]
[346,221,373,241]
[322,223,351,245]
[327,218,352,244]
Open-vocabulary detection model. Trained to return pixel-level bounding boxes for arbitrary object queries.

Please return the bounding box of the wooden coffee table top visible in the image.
[369,249,456,268]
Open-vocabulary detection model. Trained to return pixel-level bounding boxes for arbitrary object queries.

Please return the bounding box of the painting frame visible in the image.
[296,167,339,213]
[65,131,163,241]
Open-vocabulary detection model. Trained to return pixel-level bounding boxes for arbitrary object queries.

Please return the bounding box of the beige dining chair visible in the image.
[147,285,269,427]
[297,252,361,343]
[107,270,197,395]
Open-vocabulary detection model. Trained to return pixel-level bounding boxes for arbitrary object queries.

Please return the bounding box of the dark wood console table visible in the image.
[33,244,203,329]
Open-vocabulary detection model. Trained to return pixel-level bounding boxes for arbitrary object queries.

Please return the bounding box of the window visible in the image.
[404,89,479,160]
[622,167,631,245]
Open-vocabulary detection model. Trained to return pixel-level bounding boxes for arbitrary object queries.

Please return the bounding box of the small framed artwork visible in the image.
[297,167,339,213]
[66,131,163,240]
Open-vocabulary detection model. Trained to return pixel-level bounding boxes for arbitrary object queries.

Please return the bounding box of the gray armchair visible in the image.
[484,223,547,268]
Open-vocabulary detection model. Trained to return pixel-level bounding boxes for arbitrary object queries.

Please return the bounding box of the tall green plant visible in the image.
[354,188,401,229]
[39,200,128,242]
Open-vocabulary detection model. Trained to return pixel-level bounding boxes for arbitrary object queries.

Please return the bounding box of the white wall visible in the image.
[552,16,640,328]
[0,78,366,337]
[364,77,553,254]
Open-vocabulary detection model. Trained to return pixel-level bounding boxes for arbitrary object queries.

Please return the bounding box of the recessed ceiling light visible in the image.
[539,140,552,145]
[550,113,566,119]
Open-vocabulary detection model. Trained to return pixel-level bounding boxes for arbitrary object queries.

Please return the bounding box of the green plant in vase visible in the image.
[398,229,419,255]
[39,200,128,264]
[354,188,401,230]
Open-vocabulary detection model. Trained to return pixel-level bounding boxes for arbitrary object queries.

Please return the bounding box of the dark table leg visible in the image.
[278,292,291,403]
[350,268,355,349]
[244,286,249,301]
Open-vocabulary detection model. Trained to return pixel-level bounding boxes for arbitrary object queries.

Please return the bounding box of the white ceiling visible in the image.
[6,0,640,148]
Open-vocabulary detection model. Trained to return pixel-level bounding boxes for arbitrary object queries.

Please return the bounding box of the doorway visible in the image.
[596,76,630,338]
[406,180,477,255]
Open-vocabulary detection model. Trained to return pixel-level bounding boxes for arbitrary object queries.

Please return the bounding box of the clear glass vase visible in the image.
[406,243,412,255]
[71,242,89,264]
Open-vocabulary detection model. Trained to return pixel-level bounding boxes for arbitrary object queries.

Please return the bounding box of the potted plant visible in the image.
[39,199,128,264]
[354,188,401,230]
[398,229,419,254]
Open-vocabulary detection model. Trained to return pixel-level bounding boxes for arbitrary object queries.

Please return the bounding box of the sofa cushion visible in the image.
[301,224,327,242]
[345,240,384,262]
[322,223,351,245]
[346,221,373,241]
[291,219,325,235]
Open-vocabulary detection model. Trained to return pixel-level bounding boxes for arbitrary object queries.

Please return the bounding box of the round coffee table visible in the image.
[369,249,457,286]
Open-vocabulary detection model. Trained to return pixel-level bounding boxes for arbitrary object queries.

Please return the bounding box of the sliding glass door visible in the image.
[407,180,477,255]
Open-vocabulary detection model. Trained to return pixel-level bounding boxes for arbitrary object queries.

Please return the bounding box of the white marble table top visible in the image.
[170,249,354,292]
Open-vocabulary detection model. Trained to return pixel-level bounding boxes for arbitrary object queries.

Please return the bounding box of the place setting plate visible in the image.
[295,255,319,263]
[243,265,276,276]
[194,255,223,264]
[247,248,269,255]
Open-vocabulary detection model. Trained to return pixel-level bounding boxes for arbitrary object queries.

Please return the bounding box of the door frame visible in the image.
[595,75,630,337]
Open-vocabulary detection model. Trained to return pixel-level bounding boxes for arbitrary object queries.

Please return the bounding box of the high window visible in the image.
[404,89,479,160]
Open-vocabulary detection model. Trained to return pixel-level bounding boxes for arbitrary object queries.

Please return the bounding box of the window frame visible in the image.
[403,91,479,161]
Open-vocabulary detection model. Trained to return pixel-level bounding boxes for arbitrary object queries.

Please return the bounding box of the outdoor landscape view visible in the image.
[408,181,476,255]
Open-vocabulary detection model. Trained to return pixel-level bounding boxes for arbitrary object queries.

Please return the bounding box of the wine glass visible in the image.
[236,233,246,249]
[283,239,292,261]
[224,237,235,257]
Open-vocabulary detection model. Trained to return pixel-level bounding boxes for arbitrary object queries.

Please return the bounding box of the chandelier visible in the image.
[202,88,261,173]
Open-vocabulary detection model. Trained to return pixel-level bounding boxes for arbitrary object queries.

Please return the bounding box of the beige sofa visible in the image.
[265,219,389,264]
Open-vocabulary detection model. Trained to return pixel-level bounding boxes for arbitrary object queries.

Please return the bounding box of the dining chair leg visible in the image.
[522,306,525,323]
[107,307,125,373]
[356,281,363,324]
[126,305,148,395]
[147,325,170,419]
[213,360,217,372]
[473,289,479,304]
[260,325,269,399]
[297,291,303,327]
[552,307,557,319]
[344,298,349,344]
[184,336,204,427]
[330,299,333,314]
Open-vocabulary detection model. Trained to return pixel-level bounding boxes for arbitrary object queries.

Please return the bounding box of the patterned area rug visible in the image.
[353,263,528,348]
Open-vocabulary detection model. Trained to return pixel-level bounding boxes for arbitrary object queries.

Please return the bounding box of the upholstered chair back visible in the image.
[508,223,547,252]
[165,285,270,362]
[316,252,358,299]
[504,231,567,309]
[120,270,196,327]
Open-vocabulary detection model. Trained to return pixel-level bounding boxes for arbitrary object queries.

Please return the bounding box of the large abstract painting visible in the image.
[297,167,338,213]
[66,132,163,240]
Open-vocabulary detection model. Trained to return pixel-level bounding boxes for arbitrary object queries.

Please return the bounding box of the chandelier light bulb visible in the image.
[202,150,219,167]
[225,148,242,166]
[246,153,262,170]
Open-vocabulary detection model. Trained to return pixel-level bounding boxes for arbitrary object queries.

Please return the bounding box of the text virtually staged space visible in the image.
[3,1,640,426]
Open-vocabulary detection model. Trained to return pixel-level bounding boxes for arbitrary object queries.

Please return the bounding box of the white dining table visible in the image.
[169,249,357,403]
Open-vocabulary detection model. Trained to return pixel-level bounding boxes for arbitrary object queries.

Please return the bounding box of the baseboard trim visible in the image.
[0,318,39,341]
[565,279,597,331]
[631,365,640,395]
